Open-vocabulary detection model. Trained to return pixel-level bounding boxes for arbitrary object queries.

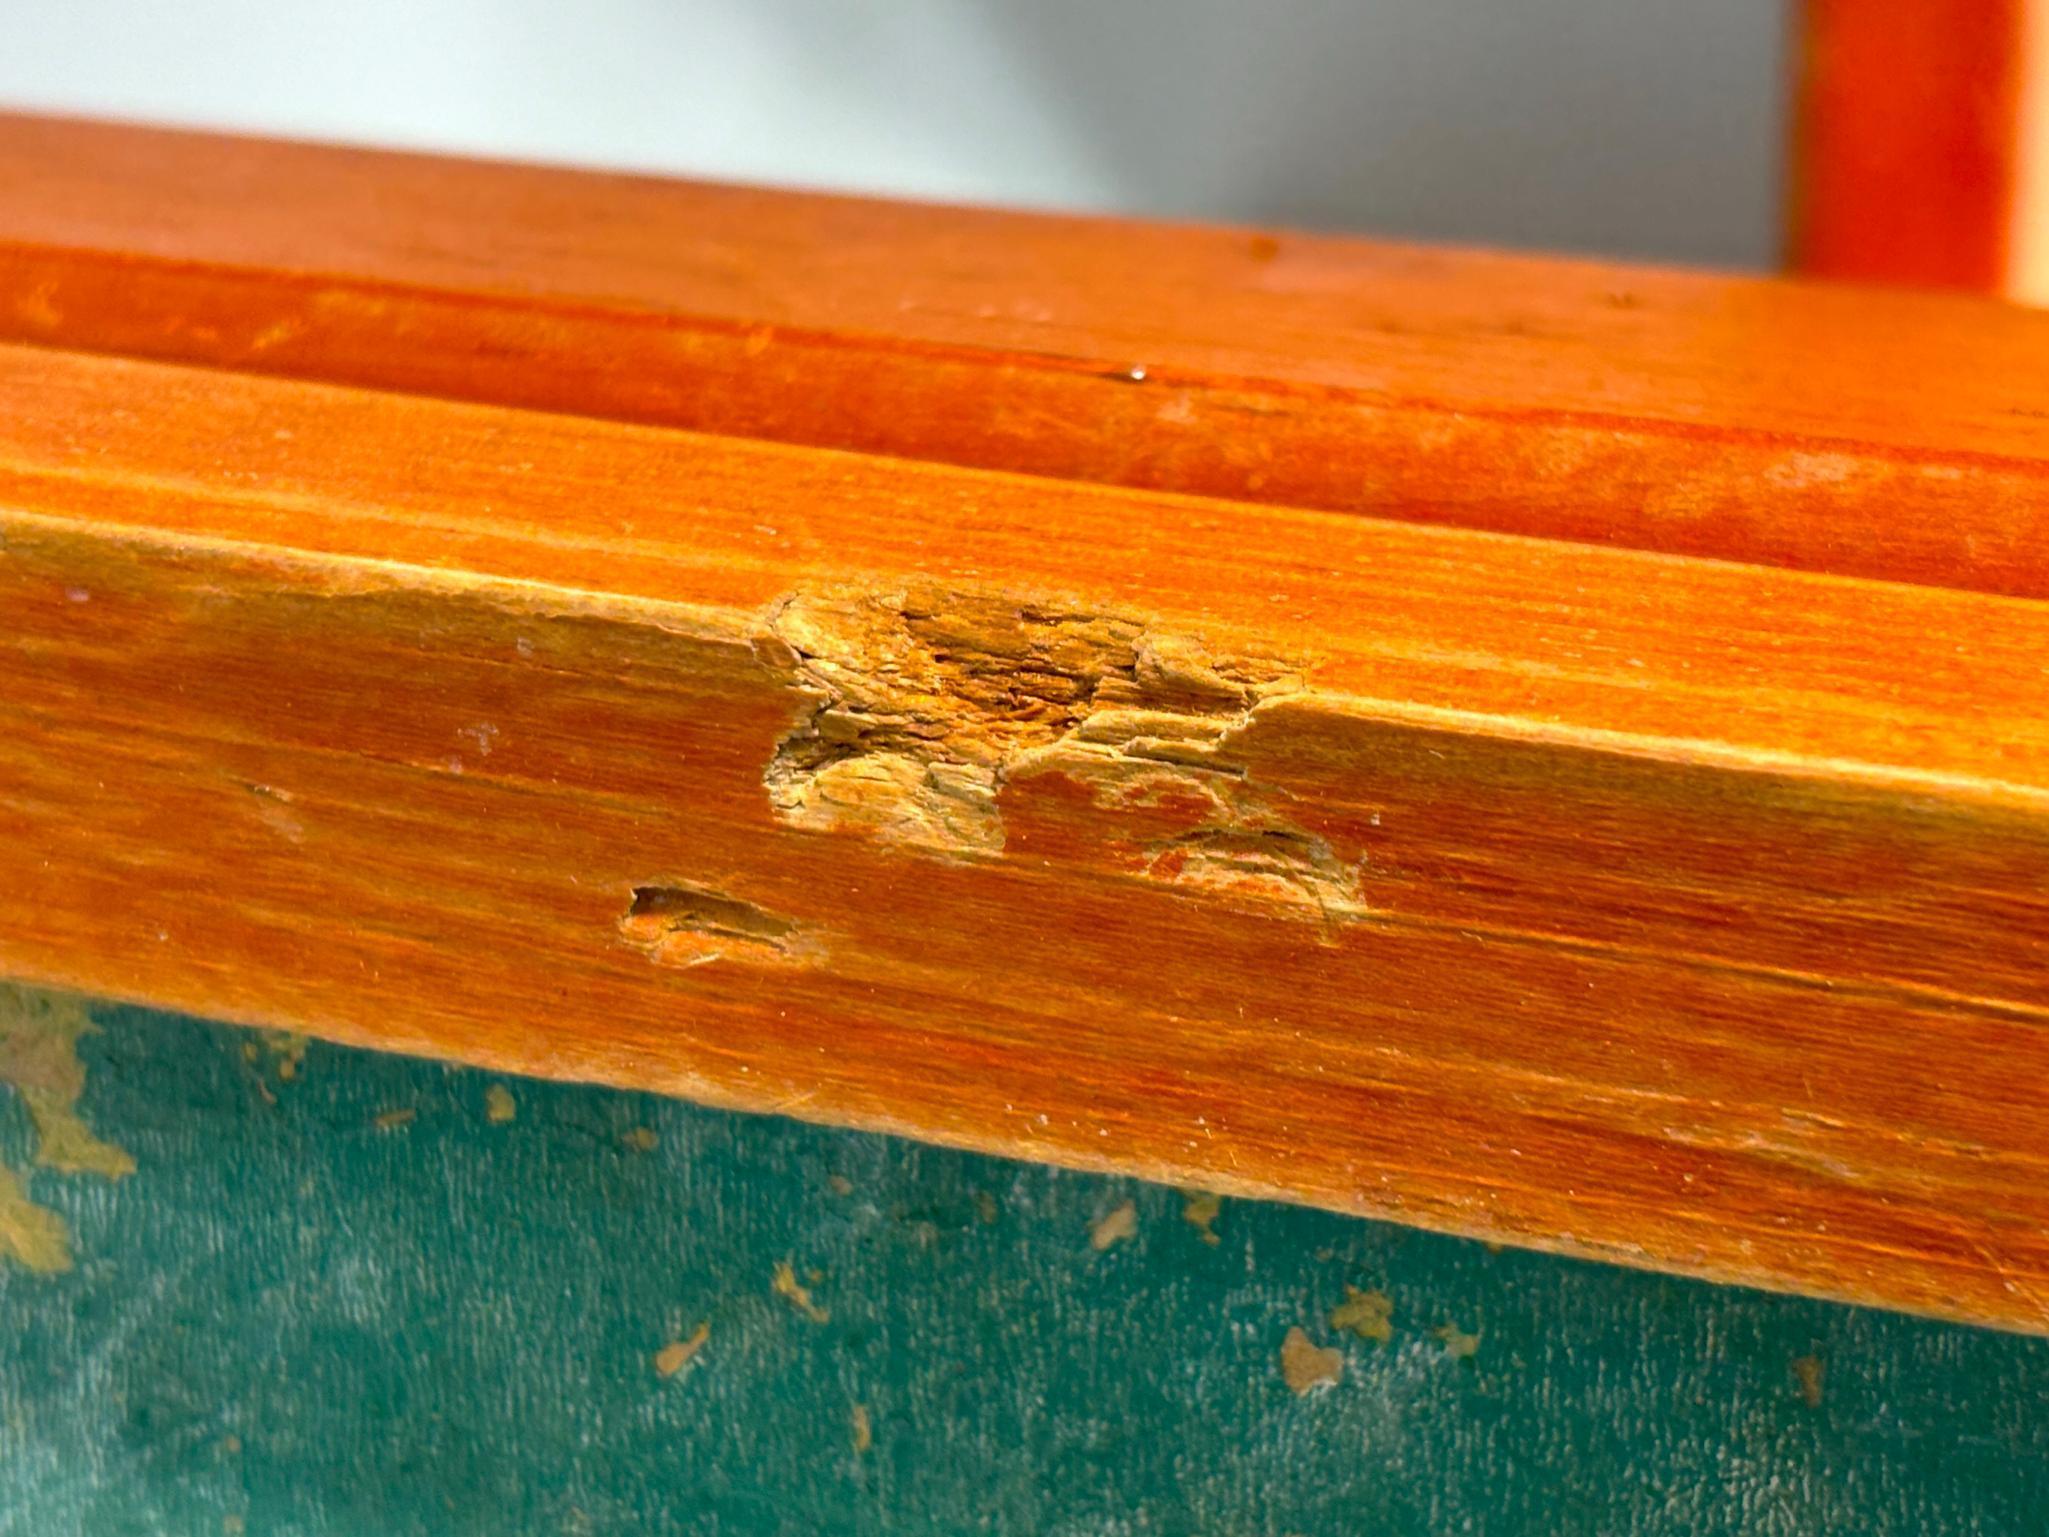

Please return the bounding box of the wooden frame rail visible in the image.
[1793,0,2049,305]
[1792,0,2030,294]
[6,114,2049,1332]
[10,111,2049,597]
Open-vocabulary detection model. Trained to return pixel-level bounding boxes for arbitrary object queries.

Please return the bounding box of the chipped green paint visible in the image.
[1331,1283,1395,1344]
[1435,1320,1483,1360]
[4,1000,2049,1534]
[1088,1197,1138,1250]
[1280,1325,1345,1394]
[0,1165,69,1274]
[1180,1188,1223,1245]
[0,984,134,1273]
[0,984,134,1178]
[771,1260,830,1324]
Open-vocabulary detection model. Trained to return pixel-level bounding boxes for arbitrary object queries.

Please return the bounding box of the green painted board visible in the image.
[2,998,2045,1535]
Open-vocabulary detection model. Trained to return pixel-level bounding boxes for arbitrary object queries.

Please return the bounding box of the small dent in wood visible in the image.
[620,884,817,969]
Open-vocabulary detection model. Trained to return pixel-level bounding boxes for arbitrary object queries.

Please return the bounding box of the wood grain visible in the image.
[12,112,2049,596]
[6,342,2049,1330]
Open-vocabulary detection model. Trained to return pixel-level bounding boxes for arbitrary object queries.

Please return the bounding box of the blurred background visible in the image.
[0,0,1789,269]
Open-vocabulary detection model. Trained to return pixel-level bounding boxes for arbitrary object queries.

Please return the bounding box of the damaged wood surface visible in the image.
[15,111,2049,597]
[6,342,2049,1332]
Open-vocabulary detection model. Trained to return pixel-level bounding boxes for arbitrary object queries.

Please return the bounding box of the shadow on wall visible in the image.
[976,0,1788,266]
[0,0,1785,266]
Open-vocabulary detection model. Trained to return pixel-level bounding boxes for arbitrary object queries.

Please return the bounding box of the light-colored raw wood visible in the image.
[11,112,2049,594]
[6,342,2049,1331]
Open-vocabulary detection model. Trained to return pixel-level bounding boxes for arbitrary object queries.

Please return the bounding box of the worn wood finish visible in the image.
[6,343,2049,1330]
[11,113,2049,596]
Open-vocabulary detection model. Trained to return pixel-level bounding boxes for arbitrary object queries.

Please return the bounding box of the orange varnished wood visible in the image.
[1793,0,2027,292]
[6,344,2049,1330]
[10,113,2049,595]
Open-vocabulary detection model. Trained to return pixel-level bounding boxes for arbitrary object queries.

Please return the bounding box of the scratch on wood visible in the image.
[759,582,1362,923]
[245,782,306,843]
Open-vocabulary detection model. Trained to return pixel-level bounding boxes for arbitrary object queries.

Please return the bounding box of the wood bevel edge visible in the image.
[10,499,2049,817]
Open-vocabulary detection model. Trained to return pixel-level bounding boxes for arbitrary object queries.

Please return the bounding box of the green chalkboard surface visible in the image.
[1,994,2043,1535]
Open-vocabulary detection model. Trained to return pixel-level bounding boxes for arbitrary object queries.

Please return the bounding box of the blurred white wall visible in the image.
[0,0,1788,267]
